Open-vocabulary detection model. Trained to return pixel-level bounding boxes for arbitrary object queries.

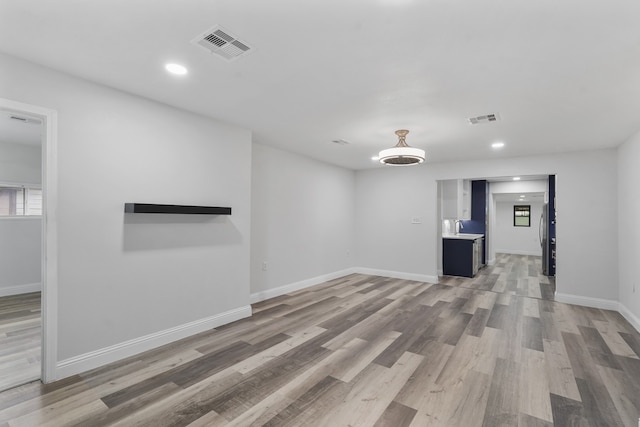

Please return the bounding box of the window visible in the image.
[0,186,42,216]
[513,205,530,227]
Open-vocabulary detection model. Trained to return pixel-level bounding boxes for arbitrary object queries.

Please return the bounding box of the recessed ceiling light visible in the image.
[491,142,505,149]
[165,63,188,75]
[520,195,526,198]
[371,156,379,161]
[513,177,521,181]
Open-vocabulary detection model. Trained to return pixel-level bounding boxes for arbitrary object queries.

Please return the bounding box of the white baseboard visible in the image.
[354,267,438,285]
[56,305,252,380]
[250,268,357,304]
[487,258,496,266]
[250,267,440,305]
[495,250,542,257]
[618,303,640,334]
[554,293,620,311]
[0,282,41,297]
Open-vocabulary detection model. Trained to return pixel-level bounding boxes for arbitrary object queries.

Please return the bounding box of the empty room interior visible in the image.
[1,1,640,426]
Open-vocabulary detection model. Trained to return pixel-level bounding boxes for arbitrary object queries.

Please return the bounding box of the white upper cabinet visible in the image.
[441,179,471,220]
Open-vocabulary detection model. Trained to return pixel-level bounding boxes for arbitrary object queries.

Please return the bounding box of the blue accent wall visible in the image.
[460,180,488,264]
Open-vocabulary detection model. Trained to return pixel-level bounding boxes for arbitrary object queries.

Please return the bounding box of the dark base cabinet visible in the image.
[443,238,475,278]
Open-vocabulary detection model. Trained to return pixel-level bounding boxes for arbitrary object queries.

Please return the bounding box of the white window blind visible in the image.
[0,186,42,216]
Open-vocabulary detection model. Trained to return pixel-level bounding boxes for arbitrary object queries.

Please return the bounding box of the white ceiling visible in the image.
[2,1,640,169]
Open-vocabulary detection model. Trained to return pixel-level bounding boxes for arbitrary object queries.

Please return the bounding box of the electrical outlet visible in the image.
[411,217,422,224]
[262,261,268,271]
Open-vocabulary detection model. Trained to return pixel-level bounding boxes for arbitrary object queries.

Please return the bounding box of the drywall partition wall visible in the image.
[250,143,356,301]
[0,141,41,184]
[0,219,41,296]
[0,53,252,373]
[489,180,547,194]
[618,130,640,330]
[356,148,618,302]
[0,140,42,295]
[493,201,544,256]
[355,165,439,282]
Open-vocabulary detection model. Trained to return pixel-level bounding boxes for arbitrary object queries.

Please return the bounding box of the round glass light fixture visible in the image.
[165,63,188,75]
[378,129,425,166]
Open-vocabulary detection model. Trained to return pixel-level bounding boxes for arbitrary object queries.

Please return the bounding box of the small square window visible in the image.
[514,205,530,227]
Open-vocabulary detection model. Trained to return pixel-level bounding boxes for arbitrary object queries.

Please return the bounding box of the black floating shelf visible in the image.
[124,203,231,215]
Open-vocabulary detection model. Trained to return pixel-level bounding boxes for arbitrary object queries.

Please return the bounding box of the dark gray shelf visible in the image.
[124,203,231,215]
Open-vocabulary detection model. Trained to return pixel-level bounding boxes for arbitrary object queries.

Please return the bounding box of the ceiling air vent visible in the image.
[192,26,252,61]
[331,139,350,146]
[9,115,41,125]
[468,113,499,125]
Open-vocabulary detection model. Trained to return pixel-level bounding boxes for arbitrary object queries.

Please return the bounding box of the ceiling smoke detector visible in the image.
[468,113,499,125]
[192,25,252,61]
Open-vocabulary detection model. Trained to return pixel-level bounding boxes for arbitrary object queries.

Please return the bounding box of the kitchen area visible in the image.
[439,176,556,280]
[440,179,487,278]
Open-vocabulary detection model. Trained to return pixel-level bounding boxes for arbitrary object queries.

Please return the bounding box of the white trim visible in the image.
[0,283,41,297]
[354,267,439,285]
[56,305,252,379]
[0,216,42,221]
[494,249,542,257]
[618,303,640,334]
[0,98,58,383]
[250,268,357,304]
[554,293,620,311]
[487,258,496,266]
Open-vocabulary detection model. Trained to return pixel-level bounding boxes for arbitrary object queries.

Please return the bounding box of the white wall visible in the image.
[493,201,543,256]
[0,141,41,184]
[618,130,640,330]
[0,53,252,366]
[250,143,356,300]
[490,180,547,194]
[356,149,618,302]
[0,141,42,296]
[0,218,41,296]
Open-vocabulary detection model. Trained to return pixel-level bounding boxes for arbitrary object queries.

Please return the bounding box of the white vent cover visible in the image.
[468,113,499,125]
[192,26,252,61]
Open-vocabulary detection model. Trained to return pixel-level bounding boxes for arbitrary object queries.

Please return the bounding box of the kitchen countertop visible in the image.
[442,233,485,240]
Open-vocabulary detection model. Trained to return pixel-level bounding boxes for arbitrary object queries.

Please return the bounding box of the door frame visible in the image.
[0,98,58,383]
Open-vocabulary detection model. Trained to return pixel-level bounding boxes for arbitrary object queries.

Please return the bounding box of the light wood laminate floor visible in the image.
[0,292,41,394]
[1,255,639,426]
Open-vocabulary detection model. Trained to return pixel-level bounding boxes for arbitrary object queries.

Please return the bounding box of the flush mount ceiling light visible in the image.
[492,141,505,149]
[378,129,425,166]
[165,63,188,75]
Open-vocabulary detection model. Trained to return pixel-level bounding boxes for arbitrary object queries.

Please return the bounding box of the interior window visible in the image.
[0,186,42,216]
[514,205,530,227]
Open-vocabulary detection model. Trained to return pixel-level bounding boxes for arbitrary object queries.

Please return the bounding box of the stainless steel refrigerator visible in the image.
[539,201,556,276]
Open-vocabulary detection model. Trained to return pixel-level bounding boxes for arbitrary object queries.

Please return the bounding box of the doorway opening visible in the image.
[0,98,58,389]
[437,174,557,299]
[0,110,42,391]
